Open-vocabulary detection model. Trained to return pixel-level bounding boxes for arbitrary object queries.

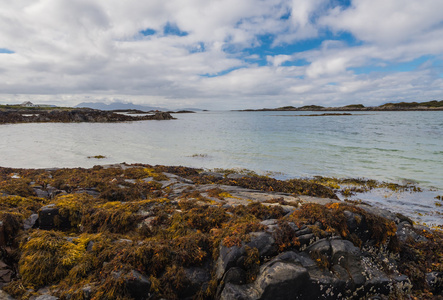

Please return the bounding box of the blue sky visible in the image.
[0,0,442,109]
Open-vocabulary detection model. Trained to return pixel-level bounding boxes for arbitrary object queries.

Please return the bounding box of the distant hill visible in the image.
[75,102,168,111]
[241,100,443,111]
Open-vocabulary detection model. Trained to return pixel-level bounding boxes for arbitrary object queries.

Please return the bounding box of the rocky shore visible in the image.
[0,109,174,124]
[0,164,441,299]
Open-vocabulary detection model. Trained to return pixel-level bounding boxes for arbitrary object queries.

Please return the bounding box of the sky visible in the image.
[0,0,443,109]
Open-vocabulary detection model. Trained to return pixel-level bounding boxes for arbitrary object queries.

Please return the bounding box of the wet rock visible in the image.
[298,233,316,247]
[397,221,428,243]
[295,227,312,237]
[227,173,249,179]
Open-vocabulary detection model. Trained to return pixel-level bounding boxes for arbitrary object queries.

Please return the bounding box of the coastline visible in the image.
[0,163,442,299]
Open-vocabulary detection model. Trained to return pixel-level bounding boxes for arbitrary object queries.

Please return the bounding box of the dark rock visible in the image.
[246,232,276,257]
[0,222,5,247]
[426,272,443,294]
[113,270,151,300]
[183,266,211,297]
[219,283,255,300]
[330,239,365,287]
[215,245,245,280]
[0,260,13,286]
[33,188,49,198]
[298,233,316,247]
[295,227,312,237]
[253,259,310,299]
[307,239,331,256]
[224,267,247,285]
[397,221,428,243]
[38,205,70,230]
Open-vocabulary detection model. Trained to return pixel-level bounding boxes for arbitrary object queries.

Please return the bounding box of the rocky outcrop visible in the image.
[0,109,175,124]
[0,164,441,299]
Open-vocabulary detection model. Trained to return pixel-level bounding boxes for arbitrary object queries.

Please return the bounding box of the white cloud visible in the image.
[0,0,442,109]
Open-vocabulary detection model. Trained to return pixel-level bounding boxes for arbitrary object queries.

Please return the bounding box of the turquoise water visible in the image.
[0,110,442,224]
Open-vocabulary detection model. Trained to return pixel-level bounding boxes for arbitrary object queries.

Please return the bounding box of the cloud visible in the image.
[0,0,442,109]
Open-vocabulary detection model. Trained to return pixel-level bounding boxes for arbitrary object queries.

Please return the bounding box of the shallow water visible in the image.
[0,110,442,225]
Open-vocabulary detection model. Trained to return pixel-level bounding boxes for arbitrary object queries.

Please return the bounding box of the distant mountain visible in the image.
[75,102,168,111]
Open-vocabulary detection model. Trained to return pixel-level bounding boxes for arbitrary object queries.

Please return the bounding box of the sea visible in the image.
[1,110,442,226]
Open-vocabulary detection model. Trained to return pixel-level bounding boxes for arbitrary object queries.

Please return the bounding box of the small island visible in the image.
[0,102,175,124]
[0,164,441,299]
[242,100,443,112]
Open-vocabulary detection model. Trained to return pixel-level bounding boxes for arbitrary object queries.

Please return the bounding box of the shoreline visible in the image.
[0,163,442,299]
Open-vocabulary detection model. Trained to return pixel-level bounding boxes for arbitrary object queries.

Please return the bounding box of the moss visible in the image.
[18,230,89,287]
[230,202,285,220]
[0,178,35,197]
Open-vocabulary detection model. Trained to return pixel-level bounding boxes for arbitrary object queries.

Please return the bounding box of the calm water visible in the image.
[1,111,442,225]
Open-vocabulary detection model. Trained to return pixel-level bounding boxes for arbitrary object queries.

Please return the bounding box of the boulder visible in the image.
[38,205,70,230]
[246,232,276,258]
[215,245,245,280]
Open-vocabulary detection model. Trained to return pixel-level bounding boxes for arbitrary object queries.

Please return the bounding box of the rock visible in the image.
[34,296,59,300]
[219,282,256,300]
[38,205,69,230]
[33,188,49,198]
[112,270,151,300]
[330,239,365,287]
[0,290,15,300]
[0,260,13,286]
[253,259,310,299]
[183,266,211,297]
[0,222,5,247]
[124,270,151,300]
[246,232,276,257]
[295,227,312,237]
[307,239,332,256]
[200,172,224,179]
[396,221,428,243]
[298,233,316,247]
[227,173,248,179]
[426,272,443,294]
[215,245,245,280]
[23,214,39,230]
